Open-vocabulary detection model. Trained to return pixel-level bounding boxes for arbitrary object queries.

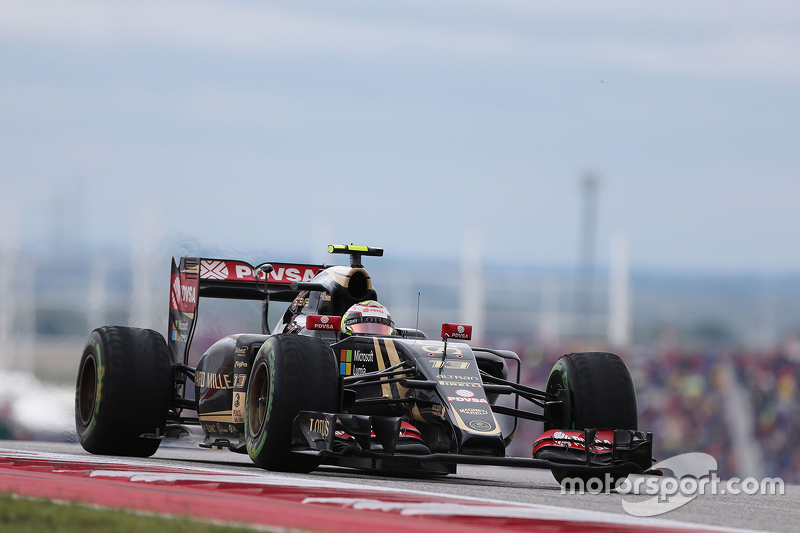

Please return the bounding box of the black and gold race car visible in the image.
[75,244,654,483]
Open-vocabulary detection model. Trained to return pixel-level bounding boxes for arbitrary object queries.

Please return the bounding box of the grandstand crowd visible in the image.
[506,334,800,483]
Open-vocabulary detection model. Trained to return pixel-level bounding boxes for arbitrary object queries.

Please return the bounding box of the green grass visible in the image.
[0,492,293,533]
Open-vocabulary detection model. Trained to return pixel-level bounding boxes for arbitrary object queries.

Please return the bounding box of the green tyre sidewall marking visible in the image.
[547,362,569,390]
[78,335,103,444]
[545,360,573,430]
[564,360,574,429]
[547,363,562,382]
[547,357,575,481]
[246,340,276,460]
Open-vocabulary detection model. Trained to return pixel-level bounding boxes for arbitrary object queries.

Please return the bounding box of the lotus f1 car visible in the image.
[75,245,654,482]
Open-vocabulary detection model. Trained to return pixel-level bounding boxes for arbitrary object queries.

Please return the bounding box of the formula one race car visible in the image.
[75,245,654,483]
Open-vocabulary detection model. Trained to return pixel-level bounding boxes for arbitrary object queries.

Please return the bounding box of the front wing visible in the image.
[292,411,654,476]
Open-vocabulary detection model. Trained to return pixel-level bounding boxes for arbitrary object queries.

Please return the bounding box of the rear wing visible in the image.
[168,257,324,365]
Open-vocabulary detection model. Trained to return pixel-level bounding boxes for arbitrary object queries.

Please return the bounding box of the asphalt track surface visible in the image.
[0,440,796,533]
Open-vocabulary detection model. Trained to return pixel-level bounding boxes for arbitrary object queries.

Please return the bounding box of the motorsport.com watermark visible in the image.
[560,453,785,517]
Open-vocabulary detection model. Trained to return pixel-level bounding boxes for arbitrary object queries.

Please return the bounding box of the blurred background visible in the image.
[1,0,799,482]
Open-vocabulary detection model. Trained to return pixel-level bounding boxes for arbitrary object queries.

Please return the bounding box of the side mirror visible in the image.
[306,315,342,332]
[441,323,472,341]
[255,263,274,279]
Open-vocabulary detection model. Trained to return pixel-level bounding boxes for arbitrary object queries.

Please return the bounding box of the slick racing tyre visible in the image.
[245,334,338,472]
[75,326,172,457]
[544,352,637,485]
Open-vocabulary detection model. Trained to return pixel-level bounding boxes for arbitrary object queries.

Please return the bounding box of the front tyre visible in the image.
[545,352,637,432]
[75,326,172,457]
[544,352,638,485]
[245,334,338,472]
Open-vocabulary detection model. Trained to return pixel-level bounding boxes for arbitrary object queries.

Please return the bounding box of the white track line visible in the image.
[0,447,771,533]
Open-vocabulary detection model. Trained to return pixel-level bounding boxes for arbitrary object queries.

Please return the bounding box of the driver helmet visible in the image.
[342,300,395,336]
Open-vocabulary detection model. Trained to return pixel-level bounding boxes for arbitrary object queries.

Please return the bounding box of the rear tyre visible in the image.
[245,334,338,472]
[75,326,172,457]
[544,352,637,485]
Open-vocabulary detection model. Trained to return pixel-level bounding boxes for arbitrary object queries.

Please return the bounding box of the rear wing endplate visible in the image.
[168,257,324,365]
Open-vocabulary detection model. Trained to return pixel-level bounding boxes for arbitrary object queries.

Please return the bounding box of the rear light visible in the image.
[441,323,472,341]
[306,315,342,332]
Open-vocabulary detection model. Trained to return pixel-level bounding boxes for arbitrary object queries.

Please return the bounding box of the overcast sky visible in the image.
[1,0,799,273]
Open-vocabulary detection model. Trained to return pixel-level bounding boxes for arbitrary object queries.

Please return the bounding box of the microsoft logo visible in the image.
[339,350,352,375]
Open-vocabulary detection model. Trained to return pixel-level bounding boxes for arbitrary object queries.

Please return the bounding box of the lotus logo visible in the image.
[321,316,329,324]
[469,420,492,431]
[455,389,474,398]
[457,325,465,334]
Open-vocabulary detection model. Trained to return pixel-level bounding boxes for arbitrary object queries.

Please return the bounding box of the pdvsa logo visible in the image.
[171,276,196,310]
